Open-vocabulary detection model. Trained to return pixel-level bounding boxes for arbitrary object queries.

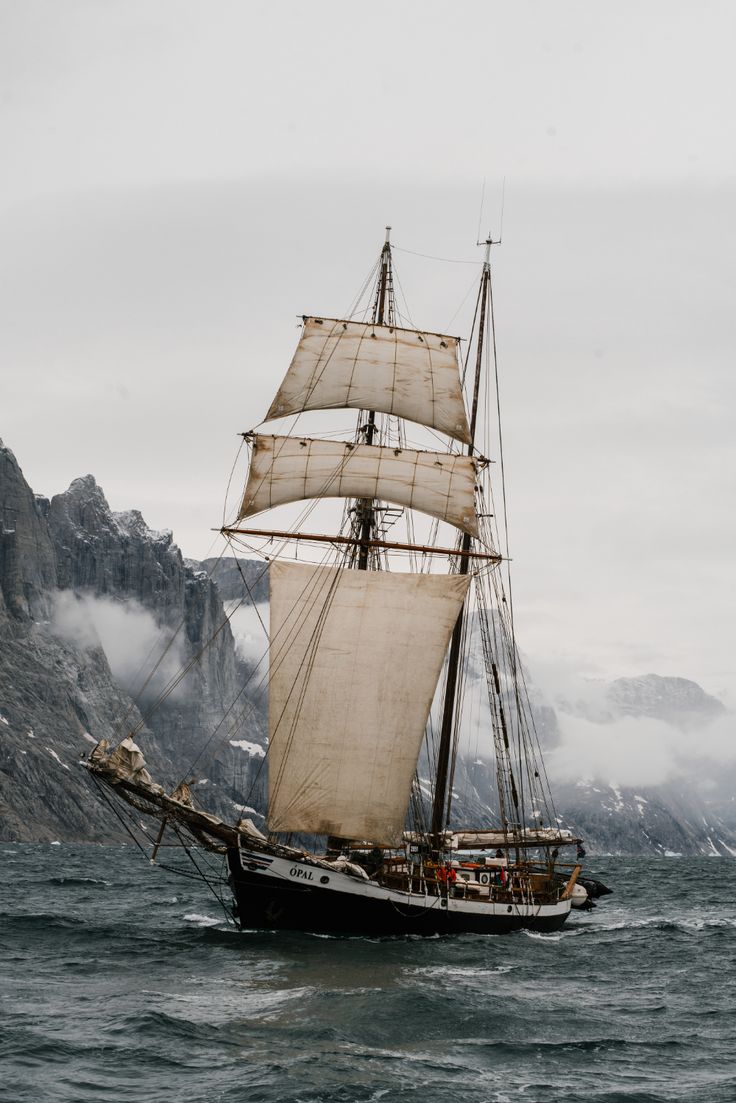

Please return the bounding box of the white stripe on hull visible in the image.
[234,847,572,924]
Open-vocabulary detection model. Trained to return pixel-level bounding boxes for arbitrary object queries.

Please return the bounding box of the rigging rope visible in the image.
[393,245,479,265]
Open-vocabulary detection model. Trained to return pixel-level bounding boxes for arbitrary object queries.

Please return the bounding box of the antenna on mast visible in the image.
[475,179,486,246]
[476,177,505,247]
[499,176,506,243]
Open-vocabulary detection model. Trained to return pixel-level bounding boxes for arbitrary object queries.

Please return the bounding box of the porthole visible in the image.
[320,875,330,885]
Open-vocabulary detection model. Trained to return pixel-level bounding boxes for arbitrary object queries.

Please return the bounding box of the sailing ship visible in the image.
[88,228,604,934]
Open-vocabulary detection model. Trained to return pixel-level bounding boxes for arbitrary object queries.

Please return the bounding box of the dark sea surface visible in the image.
[1,846,735,1103]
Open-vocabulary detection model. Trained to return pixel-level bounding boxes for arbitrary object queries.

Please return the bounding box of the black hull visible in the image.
[226,849,571,936]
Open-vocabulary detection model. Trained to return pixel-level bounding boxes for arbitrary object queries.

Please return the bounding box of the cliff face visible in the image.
[190,556,269,605]
[50,476,187,615]
[0,442,266,842]
[0,443,56,622]
[0,442,149,839]
[47,474,259,769]
[0,619,152,841]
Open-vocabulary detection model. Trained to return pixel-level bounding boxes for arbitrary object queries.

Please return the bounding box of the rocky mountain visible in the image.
[543,674,734,855]
[608,673,727,727]
[1,435,733,854]
[552,779,736,857]
[188,556,269,605]
[558,673,727,731]
[0,440,267,842]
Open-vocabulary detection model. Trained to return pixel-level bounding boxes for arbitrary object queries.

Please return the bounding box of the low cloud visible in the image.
[52,591,185,699]
[226,601,269,667]
[449,645,735,793]
[528,656,735,791]
[547,713,724,789]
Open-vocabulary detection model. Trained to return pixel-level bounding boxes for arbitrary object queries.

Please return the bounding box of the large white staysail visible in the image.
[267,562,470,843]
[266,317,471,444]
[238,435,479,538]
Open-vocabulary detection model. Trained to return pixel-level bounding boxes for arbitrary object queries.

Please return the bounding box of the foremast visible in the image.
[335,226,389,849]
[355,226,394,570]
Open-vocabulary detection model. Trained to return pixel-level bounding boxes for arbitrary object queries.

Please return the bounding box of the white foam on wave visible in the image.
[408,963,515,978]
[574,913,736,935]
[676,915,736,931]
[55,876,112,886]
[183,913,222,928]
[323,933,384,945]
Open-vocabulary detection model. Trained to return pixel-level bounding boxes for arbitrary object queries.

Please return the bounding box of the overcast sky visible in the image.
[1,1,734,699]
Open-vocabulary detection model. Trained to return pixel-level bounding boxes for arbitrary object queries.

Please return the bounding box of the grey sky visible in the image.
[1,1,734,700]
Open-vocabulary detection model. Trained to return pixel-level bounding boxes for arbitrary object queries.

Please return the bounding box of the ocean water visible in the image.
[1,847,734,1103]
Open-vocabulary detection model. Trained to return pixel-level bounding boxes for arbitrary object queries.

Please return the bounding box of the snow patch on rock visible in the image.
[229,739,265,758]
[46,747,70,771]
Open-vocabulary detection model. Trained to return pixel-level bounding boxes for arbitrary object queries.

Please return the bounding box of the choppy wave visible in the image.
[567,914,736,935]
[45,875,112,886]
[2,848,736,1103]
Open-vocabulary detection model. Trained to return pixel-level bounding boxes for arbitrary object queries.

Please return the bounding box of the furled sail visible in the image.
[265,317,471,444]
[238,435,479,537]
[267,562,470,843]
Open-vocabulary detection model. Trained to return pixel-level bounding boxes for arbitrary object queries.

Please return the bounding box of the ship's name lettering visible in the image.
[289,866,314,881]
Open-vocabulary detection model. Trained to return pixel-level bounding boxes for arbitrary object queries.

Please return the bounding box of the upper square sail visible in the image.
[237,435,480,538]
[267,561,471,843]
[265,317,472,444]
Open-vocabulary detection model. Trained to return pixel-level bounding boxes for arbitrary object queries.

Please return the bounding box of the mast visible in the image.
[431,238,492,844]
[328,227,393,849]
[357,227,393,570]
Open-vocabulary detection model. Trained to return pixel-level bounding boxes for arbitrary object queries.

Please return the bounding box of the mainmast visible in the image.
[325,229,394,852]
[356,227,393,570]
[431,238,493,844]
